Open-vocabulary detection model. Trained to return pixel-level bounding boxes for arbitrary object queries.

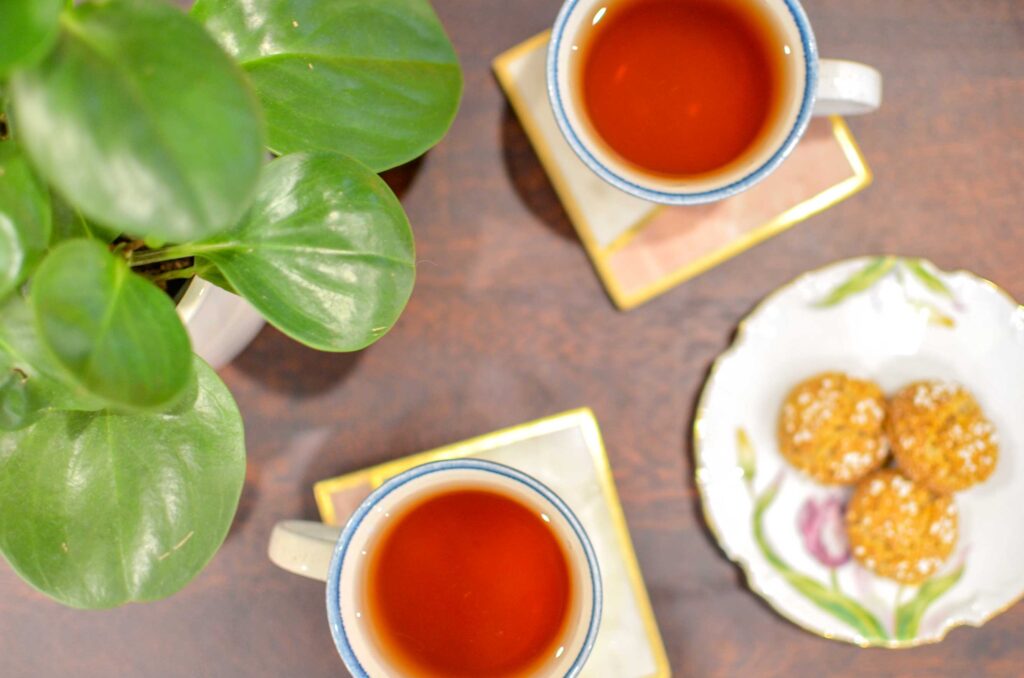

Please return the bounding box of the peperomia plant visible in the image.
[0,0,461,608]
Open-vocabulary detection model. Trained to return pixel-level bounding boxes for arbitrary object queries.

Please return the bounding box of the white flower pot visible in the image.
[176,277,265,370]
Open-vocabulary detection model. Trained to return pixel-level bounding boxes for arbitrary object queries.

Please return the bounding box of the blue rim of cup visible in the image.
[546,0,820,205]
[325,458,604,677]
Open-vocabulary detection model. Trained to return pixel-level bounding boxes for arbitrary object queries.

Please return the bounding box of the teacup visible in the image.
[268,459,602,677]
[548,0,883,205]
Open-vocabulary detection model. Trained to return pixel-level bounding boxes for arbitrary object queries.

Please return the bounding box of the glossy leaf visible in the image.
[0,354,81,431]
[11,0,265,242]
[194,153,415,351]
[31,239,193,410]
[0,356,39,430]
[192,0,462,171]
[0,0,62,75]
[195,266,237,296]
[895,564,965,640]
[0,295,105,430]
[0,143,51,298]
[0,357,245,608]
[49,191,117,246]
[815,257,896,308]
[143,236,166,251]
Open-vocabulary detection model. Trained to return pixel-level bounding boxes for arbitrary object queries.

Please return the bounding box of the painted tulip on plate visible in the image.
[798,496,851,568]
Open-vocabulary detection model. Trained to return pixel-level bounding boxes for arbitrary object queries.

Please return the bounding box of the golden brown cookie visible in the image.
[888,380,998,493]
[846,469,958,584]
[778,372,889,484]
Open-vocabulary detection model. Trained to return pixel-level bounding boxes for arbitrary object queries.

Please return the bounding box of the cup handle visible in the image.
[813,59,882,116]
[268,520,341,582]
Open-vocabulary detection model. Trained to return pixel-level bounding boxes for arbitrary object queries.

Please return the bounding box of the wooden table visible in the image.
[2,1,1022,675]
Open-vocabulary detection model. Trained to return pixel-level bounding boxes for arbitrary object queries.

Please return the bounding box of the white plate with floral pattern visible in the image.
[694,256,1024,647]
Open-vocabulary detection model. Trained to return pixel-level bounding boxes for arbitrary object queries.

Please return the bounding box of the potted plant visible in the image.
[0,0,461,608]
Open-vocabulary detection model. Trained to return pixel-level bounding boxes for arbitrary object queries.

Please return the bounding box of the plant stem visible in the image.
[145,266,198,283]
[129,245,196,267]
[830,569,839,592]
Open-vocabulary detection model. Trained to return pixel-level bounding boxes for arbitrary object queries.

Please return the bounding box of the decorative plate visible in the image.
[694,256,1024,647]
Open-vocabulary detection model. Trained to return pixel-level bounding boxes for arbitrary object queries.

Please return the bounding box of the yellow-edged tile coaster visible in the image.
[314,409,671,678]
[493,32,872,310]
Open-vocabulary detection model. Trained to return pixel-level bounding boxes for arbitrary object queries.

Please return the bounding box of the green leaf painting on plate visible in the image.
[895,564,965,641]
[192,0,462,171]
[30,239,193,411]
[814,257,962,328]
[0,143,51,299]
[192,153,415,352]
[736,428,756,486]
[815,256,896,307]
[751,473,889,643]
[11,0,264,243]
[0,357,245,608]
[0,0,62,75]
[904,258,955,299]
[738,428,966,645]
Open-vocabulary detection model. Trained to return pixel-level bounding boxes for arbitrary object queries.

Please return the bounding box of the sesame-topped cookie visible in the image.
[778,372,889,484]
[846,469,958,584]
[888,380,998,494]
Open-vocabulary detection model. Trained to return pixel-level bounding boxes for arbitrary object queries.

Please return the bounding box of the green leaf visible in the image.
[2,287,112,428]
[194,153,415,352]
[49,191,118,246]
[192,0,462,172]
[753,476,889,643]
[0,294,107,425]
[895,564,965,640]
[0,367,38,431]
[11,0,265,243]
[30,239,193,410]
[0,0,62,75]
[815,256,896,308]
[193,263,238,296]
[904,258,955,299]
[0,357,245,608]
[0,142,51,298]
[143,236,166,251]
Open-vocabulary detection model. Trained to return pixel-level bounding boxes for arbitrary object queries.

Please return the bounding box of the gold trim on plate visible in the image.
[313,408,672,676]
[692,256,1024,648]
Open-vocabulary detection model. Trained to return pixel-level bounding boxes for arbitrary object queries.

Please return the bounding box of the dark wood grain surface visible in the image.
[2,1,1022,676]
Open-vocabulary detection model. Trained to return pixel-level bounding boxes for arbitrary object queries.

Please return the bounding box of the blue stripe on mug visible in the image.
[325,458,603,678]
[546,0,820,205]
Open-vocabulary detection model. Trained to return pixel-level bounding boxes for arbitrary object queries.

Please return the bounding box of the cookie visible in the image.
[846,469,957,584]
[888,380,998,493]
[778,372,889,484]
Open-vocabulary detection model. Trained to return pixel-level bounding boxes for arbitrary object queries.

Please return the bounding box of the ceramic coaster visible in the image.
[695,256,1024,647]
[493,33,872,310]
[314,409,670,678]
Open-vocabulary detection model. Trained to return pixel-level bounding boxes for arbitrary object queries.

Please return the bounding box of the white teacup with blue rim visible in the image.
[548,0,882,205]
[268,459,602,677]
